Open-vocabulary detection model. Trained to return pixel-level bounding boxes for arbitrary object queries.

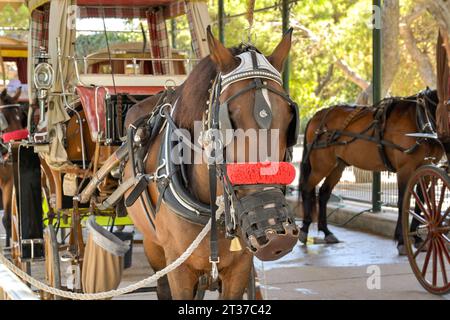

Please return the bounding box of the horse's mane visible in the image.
[174,44,260,130]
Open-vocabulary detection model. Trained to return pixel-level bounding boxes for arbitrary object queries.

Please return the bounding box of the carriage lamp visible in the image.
[34,47,55,127]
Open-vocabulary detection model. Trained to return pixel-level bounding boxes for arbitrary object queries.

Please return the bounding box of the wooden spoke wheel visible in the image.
[402,165,450,295]
[43,224,62,300]
[10,187,25,271]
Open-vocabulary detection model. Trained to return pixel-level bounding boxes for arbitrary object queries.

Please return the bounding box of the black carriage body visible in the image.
[12,145,44,260]
[105,94,149,145]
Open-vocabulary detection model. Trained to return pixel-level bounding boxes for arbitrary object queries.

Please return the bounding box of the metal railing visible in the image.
[333,168,398,207]
[69,56,200,76]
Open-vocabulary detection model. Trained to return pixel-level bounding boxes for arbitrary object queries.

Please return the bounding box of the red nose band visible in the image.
[2,129,29,143]
[226,162,296,186]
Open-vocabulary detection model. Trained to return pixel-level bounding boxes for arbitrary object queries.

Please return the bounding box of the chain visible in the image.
[0,219,211,300]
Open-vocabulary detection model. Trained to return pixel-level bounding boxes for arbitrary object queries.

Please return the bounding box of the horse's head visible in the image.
[205,27,299,261]
[0,88,27,140]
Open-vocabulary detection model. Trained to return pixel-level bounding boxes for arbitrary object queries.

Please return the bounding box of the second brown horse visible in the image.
[299,89,444,255]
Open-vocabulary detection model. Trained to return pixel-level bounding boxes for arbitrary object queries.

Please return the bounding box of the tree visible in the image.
[0,4,29,40]
[421,0,450,62]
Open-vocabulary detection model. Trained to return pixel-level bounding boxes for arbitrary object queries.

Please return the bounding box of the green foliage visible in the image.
[75,31,143,58]
[204,0,440,121]
[0,1,440,126]
[0,4,29,39]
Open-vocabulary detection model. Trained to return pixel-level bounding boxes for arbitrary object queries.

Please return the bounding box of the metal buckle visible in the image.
[159,103,172,117]
[209,257,220,281]
[154,159,168,181]
[21,239,44,260]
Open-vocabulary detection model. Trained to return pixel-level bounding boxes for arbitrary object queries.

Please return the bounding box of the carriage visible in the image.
[400,38,450,295]
[1,0,257,299]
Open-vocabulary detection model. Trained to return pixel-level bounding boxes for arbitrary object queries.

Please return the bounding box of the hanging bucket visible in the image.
[81,217,129,296]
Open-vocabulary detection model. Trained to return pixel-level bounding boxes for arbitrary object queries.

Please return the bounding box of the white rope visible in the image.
[0,219,211,300]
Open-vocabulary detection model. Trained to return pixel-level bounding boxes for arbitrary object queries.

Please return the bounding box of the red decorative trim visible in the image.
[226,162,296,186]
[2,129,29,142]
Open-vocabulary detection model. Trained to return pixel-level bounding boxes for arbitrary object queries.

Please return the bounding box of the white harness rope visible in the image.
[0,219,211,300]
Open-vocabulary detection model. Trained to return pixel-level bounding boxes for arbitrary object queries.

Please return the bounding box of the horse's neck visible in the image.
[184,124,216,204]
[189,162,213,204]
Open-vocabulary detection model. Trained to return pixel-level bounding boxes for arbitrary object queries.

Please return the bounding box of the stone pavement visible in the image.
[1,210,448,300]
[117,225,450,300]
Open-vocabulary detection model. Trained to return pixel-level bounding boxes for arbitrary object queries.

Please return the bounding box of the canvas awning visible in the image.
[28,0,201,19]
[0,36,27,58]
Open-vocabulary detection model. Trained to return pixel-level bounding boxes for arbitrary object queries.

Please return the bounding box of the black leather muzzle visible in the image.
[236,188,298,261]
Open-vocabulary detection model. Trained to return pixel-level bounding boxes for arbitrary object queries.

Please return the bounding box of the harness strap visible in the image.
[373,99,396,172]
[313,129,414,152]
[208,76,223,269]
[208,164,219,265]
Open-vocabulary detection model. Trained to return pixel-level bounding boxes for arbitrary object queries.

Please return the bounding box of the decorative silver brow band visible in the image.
[221,70,283,87]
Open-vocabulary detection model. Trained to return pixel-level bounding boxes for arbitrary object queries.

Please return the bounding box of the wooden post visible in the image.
[282,0,290,93]
[218,0,225,44]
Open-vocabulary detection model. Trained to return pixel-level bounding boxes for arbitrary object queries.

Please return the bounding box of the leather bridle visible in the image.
[202,48,299,273]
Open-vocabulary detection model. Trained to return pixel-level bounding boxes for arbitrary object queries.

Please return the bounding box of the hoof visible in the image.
[298,230,308,244]
[397,244,407,256]
[324,234,340,244]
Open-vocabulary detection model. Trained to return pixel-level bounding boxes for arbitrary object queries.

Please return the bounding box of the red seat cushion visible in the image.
[76,86,164,141]
[2,128,29,142]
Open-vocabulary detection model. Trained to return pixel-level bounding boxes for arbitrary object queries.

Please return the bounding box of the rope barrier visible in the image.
[0,219,211,300]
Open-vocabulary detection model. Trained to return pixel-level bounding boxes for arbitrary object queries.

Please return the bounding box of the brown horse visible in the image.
[0,88,26,247]
[122,28,298,299]
[299,89,444,254]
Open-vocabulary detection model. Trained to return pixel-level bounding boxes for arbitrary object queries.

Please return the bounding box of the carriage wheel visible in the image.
[10,187,24,268]
[402,165,450,295]
[42,224,62,300]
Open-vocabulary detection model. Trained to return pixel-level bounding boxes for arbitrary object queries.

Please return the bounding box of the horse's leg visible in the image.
[409,184,428,251]
[142,238,172,300]
[1,179,12,247]
[300,162,331,244]
[299,188,316,244]
[165,252,198,300]
[219,253,253,300]
[395,167,413,256]
[318,160,346,244]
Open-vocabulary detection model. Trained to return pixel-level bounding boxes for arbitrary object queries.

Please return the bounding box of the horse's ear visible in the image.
[268,27,293,72]
[12,87,21,102]
[206,26,237,73]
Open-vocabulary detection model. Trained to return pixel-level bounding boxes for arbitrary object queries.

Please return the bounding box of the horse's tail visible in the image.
[299,118,313,195]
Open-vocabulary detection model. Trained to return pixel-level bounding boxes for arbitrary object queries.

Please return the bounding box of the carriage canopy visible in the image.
[26,0,211,166]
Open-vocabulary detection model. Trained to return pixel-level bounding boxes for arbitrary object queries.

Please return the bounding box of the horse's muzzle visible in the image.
[237,188,298,261]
